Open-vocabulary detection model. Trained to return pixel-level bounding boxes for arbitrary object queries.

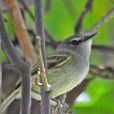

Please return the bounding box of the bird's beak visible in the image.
[81,32,97,42]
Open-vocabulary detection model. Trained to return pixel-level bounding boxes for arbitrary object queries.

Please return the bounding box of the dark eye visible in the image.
[70,40,80,46]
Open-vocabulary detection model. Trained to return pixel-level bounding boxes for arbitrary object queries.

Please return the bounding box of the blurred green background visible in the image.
[1,0,114,114]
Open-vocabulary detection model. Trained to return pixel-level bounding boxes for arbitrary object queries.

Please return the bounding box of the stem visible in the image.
[0,6,31,114]
[75,0,93,34]
[88,8,114,32]
[4,0,36,64]
[34,0,50,114]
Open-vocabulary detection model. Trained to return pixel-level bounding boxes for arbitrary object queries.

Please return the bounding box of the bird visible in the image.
[1,32,97,112]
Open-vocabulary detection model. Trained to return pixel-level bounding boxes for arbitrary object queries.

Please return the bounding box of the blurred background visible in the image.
[0,0,114,114]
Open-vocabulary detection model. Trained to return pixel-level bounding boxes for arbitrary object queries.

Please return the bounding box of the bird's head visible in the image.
[57,32,97,59]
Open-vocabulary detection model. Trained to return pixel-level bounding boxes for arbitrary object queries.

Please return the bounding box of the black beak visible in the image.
[81,32,97,42]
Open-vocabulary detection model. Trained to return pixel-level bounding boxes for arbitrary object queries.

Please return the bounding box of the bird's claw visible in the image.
[51,98,69,114]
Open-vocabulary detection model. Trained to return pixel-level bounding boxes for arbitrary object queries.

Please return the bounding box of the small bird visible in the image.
[1,32,97,112]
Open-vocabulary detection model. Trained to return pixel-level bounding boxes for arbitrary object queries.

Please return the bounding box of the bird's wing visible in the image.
[47,54,71,68]
[31,54,71,75]
[15,54,71,88]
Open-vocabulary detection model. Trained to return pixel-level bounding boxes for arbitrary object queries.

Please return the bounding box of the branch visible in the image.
[0,6,31,114]
[36,36,50,89]
[75,0,93,34]
[19,0,34,20]
[45,0,51,12]
[34,0,50,114]
[4,0,36,64]
[88,8,114,32]
[0,7,20,63]
[66,79,89,106]
[19,1,59,50]
[92,44,114,52]
[45,31,59,48]
[90,65,114,79]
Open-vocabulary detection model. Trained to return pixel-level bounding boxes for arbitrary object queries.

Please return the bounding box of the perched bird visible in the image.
[1,32,97,112]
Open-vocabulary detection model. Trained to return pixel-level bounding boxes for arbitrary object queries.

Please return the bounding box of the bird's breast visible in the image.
[48,57,89,98]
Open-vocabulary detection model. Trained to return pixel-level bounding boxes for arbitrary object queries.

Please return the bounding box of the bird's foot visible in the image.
[51,98,69,114]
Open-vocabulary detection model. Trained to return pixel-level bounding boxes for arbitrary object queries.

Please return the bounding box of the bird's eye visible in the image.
[70,39,80,46]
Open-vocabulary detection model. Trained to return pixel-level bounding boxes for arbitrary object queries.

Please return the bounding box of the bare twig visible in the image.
[36,36,50,89]
[66,79,89,106]
[34,0,50,114]
[45,0,51,12]
[92,44,114,52]
[75,0,93,34]
[45,31,59,48]
[19,1,58,49]
[90,65,114,79]
[4,0,36,64]
[19,0,34,20]
[88,8,114,32]
[0,6,31,114]
[0,7,20,63]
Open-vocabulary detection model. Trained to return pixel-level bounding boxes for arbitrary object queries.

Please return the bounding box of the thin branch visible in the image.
[0,7,20,63]
[75,0,93,34]
[19,0,34,20]
[19,1,58,50]
[92,44,114,52]
[66,79,89,106]
[88,8,114,32]
[36,36,50,89]
[45,0,51,12]
[34,0,50,114]
[45,31,59,48]
[0,6,31,114]
[4,0,36,64]
[90,65,114,79]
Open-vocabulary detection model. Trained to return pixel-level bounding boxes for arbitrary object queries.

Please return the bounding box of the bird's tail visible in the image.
[0,88,21,112]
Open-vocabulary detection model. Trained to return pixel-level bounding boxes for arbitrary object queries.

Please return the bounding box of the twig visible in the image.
[88,8,114,32]
[34,0,51,114]
[45,31,59,48]
[75,0,93,34]
[45,0,51,12]
[0,7,20,63]
[92,44,114,52]
[66,79,89,106]
[36,36,50,89]
[90,65,114,79]
[19,0,34,20]
[0,6,31,114]
[19,1,58,49]
[4,0,36,64]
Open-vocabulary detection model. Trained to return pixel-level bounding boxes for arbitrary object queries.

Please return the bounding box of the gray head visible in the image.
[57,32,97,59]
